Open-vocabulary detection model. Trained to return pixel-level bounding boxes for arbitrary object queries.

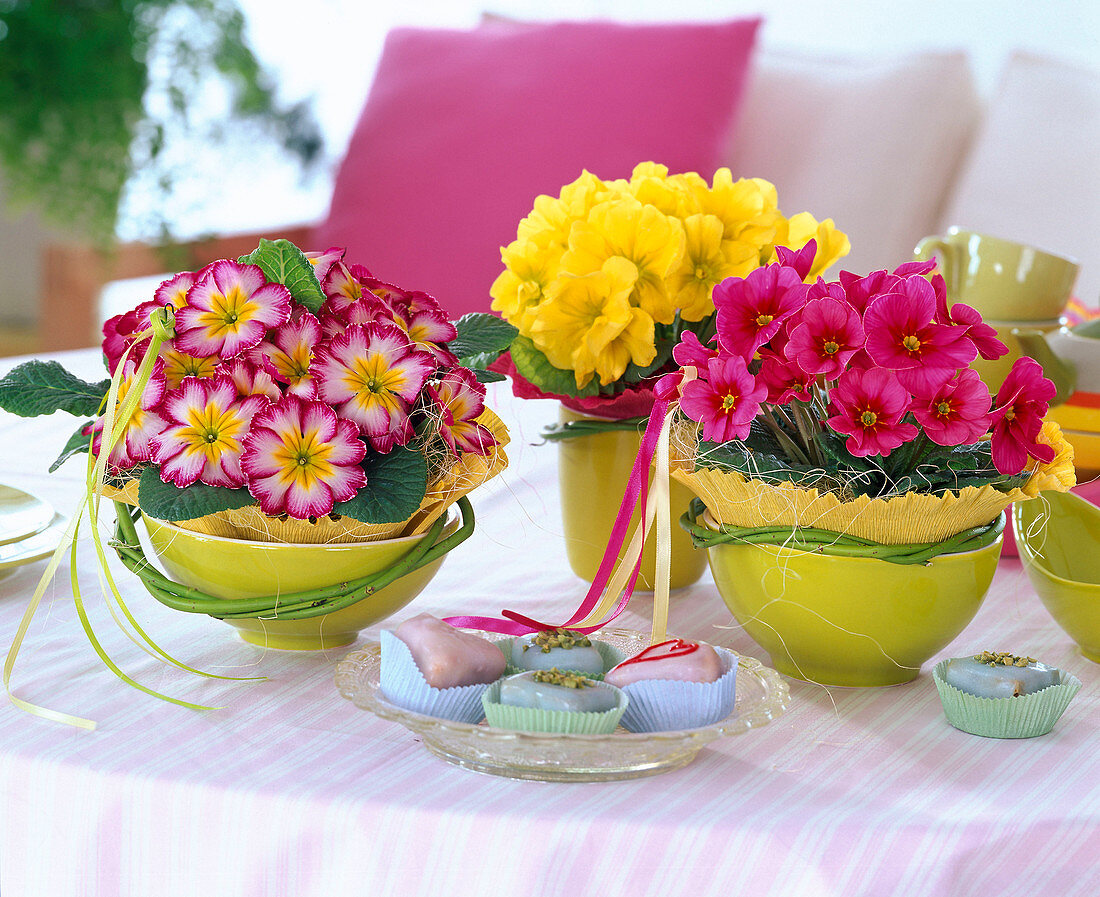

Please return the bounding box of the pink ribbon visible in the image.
[445,396,672,636]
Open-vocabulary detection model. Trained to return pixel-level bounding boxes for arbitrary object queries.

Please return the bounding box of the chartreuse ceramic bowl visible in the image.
[142,510,462,651]
[703,513,1004,686]
[1014,491,1100,662]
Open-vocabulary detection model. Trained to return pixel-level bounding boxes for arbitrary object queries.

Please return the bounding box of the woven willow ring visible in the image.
[110,496,475,620]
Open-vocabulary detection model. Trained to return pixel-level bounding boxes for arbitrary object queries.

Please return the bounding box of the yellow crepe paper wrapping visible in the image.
[671,420,1076,544]
[103,408,510,544]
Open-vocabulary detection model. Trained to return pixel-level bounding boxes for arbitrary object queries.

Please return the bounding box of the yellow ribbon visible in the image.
[4,307,260,729]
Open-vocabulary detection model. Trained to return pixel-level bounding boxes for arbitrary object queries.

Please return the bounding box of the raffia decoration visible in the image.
[175,407,510,544]
[670,420,1076,545]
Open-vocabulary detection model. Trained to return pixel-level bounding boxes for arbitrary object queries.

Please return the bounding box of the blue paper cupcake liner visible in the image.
[379,629,499,724]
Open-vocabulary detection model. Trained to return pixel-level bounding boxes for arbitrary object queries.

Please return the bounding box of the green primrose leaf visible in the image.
[49,420,95,473]
[239,238,326,313]
[449,313,518,366]
[509,335,599,398]
[137,466,255,521]
[332,445,428,524]
[0,360,111,417]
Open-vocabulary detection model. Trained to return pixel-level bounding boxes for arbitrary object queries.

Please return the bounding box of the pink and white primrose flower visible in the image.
[826,367,918,458]
[312,322,436,452]
[158,343,220,390]
[102,300,160,373]
[241,395,367,519]
[989,357,1057,474]
[679,354,767,443]
[153,271,197,310]
[305,246,345,286]
[220,358,283,401]
[90,357,167,470]
[911,368,992,446]
[152,376,270,488]
[253,307,321,396]
[174,260,292,359]
[428,368,498,455]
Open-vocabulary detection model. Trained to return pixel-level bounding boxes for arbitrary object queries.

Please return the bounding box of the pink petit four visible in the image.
[605,638,724,687]
[393,613,506,689]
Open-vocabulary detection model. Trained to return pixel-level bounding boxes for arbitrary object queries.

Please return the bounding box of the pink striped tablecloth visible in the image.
[0,350,1097,896]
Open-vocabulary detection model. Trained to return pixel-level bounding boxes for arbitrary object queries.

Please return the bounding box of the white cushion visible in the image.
[728,47,980,276]
[939,51,1100,306]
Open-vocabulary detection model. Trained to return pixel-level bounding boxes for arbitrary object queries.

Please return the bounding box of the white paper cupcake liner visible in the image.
[502,637,625,679]
[617,648,740,733]
[379,629,499,724]
[481,678,628,734]
[933,659,1082,739]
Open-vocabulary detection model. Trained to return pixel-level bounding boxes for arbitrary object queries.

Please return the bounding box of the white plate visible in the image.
[0,513,69,579]
[0,484,55,547]
[336,629,790,782]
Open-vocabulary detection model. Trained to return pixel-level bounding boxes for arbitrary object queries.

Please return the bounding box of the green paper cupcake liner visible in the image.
[481,679,628,734]
[502,637,624,680]
[933,660,1082,739]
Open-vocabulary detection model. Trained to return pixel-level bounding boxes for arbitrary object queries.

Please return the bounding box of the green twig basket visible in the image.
[110,496,475,623]
[680,498,1004,566]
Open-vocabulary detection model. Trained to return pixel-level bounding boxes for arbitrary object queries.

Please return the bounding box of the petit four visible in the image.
[933,651,1082,739]
[482,668,628,734]
[509,628,610,677]
[605,638,739,733]
[380,614,505,723]
[392,613,506,689]
[943,651,1059,698]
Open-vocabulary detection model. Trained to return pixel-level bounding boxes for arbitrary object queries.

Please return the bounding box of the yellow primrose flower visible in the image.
[1020,420,1076,497]
[771,212,852,280]
[667,213,746,322]
[562,196,685,324]
[490,236,561,335]
[517,170,607,251]
[531,256,656,388]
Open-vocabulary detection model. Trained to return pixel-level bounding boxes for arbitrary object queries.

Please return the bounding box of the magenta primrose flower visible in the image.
[786,295,865,380]
[152,376,270,488]
[826,367,918,457]
[312,321,436,452]
[989,357,1057,474]
[713,264,808,359]
[428,368,498,455]
[242,395,367,519]
[174,260,292,359]
[679,354,767,443]
[671,329,718,369]
[911,368,992,446]
[863,276,977,392]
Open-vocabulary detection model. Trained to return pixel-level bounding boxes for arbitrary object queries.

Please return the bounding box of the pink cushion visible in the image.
[315,18,761,319]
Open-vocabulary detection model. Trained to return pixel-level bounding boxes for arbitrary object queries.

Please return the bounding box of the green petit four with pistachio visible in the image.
[498,669,621,713]
[943,651,1061,699]
[510,628,606,676]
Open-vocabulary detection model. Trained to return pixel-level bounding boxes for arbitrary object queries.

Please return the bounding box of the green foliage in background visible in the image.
[0,0,322,239]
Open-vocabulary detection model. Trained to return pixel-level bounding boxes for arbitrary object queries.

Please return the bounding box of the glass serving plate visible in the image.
[336,628,790,782]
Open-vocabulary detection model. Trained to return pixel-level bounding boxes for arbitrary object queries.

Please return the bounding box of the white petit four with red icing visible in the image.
[605,638,723,687]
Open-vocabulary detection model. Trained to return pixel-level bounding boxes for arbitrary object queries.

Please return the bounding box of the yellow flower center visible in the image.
[860,410,878,427]
[273,427,336,488]
[902,334,921,352]
[721,394,738,412]
[694,266,707,281]
[937,400,953,417]
[755,313,774,327]
[1004,405,1016,422]
[823,340,840,355]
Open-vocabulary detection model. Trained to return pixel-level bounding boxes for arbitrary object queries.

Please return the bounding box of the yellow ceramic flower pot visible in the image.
[705,514,1004,686]
[557,407,707,590]
[143,512,461,651]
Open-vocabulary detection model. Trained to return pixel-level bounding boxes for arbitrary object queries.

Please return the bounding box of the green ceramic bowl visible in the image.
[1014,491,1100,662]
[705,513,1004,686]
[143,512,460,651]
